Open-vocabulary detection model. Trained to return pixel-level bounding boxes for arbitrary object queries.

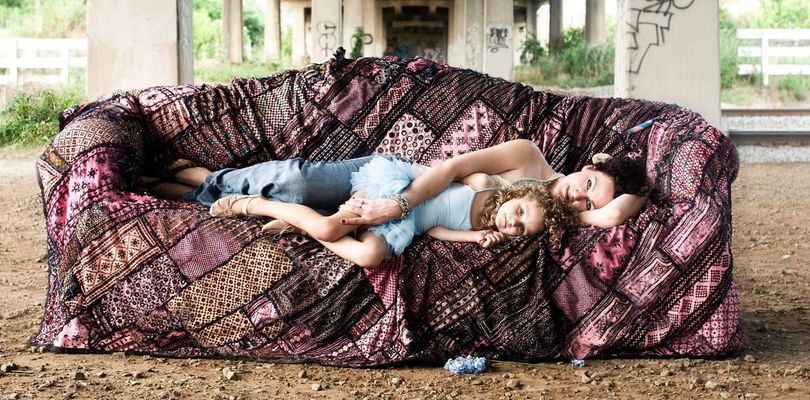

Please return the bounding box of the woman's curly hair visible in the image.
[592,155,651,197]
[478,181,577,249]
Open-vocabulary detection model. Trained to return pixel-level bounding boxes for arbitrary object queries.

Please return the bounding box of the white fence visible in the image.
[737,29,810,85]
[0,38,87,86]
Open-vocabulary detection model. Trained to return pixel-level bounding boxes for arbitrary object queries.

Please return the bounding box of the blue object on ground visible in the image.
[444,356,488,374]
[571,359,586,367]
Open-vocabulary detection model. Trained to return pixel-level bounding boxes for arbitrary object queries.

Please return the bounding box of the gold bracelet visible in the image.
[389,194,410,220]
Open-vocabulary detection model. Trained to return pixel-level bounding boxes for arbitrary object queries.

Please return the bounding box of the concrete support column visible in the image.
[526,0,538,39]
[222,0,243,63]
[343,0,363,57]
[311,0,342,63]
[463,0,484,71]
[483,0,514,79]
[614,0,720,127]
[263,0,281,61]
[585,0,606,46]
[87,0,178,98]
[290,3,308,64]
[177,0,193,84]
[362,0,381,57]
[549,0,563,49]
[447,0,462,66]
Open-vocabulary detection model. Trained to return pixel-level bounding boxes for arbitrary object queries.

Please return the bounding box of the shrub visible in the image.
[777,75,809,101]
[350,27,366,58]
[0,0,85,38]
[719,8,740,89]
[519,35,546,66]
[0,87,86,146]
[194,58,290,84]
[244,6,264,51]
[516,27,613,88]
[745,0,810,29]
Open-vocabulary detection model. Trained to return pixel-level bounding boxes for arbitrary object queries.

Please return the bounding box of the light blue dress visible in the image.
[351,157,476,258]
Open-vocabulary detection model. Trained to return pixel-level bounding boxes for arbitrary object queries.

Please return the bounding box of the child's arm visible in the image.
[427,227,506,248]
[577,194,648,228]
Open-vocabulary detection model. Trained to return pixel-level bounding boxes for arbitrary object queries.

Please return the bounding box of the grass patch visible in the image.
[194,58,297,85]
[776,75,810,101]
[515,29,614,89]
[721,83,760,106]
[0,87,86,147]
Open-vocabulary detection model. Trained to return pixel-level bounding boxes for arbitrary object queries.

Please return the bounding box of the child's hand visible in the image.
[476,229,505,248]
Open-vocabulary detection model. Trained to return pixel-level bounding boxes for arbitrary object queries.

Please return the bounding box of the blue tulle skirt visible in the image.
[350,157,417,258]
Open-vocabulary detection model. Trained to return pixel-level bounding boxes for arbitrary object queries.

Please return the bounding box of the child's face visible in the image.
[494,197,545,237]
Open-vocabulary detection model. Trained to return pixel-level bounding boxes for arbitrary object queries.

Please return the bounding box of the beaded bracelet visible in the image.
[389,194,410,220]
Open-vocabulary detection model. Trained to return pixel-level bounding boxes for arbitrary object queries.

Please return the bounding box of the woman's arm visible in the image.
[577,194,648,228]
[340,139,553,225]
[427,227,506,248]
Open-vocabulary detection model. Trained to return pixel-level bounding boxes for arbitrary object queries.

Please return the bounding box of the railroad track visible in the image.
[721,107,810,144]
[727,129,810,145]
[721,107,810,117]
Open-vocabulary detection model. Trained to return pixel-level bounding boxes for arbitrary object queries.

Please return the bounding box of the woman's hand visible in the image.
[476,229,505,249]
[339,195,403,226]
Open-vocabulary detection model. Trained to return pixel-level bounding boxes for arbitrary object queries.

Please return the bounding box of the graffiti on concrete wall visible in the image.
[316,21,338,60]
[465,23,482,69]
[625,0,695,73]
[486,25,511,53]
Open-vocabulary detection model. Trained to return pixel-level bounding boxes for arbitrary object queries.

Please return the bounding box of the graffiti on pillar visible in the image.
[625,0,695,73]
[316,21,338,60]
[487,25,511,53]
[465,23,482,70]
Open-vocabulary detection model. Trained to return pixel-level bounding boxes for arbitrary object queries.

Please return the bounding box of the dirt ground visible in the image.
[0,147,808,400]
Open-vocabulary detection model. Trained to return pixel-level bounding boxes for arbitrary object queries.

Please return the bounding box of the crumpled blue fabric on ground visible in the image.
[444,356,487,374]
[571,359,586,367]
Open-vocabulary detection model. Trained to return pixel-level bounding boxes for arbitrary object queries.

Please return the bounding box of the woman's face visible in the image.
[494,197,546,237]
[550,165,616,212]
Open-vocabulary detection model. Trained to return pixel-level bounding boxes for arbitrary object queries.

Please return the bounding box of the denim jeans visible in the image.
[183,156,401,214]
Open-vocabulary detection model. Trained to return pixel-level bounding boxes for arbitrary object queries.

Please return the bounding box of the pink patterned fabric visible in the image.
[31,51,741,365]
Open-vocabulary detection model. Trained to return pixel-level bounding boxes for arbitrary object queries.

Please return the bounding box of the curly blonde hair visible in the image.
[478,181,576,247]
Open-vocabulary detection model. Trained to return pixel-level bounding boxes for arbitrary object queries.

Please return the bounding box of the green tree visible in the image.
[719,8,739,88]
[244,6,264,50]
[0,0,85,38]
[747,0,810,29]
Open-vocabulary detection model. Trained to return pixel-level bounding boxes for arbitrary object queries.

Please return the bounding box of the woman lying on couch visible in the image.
[141,140,650,256]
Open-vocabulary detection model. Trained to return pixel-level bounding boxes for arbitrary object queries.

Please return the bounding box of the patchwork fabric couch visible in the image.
[31,51,741,366]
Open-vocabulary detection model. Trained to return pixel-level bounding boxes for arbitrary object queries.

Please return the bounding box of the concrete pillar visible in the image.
[585,0,606,46]
[228,0,244,64]
[311,0,342,63]
[177,0,193,84]
[549,0,562,49]
[614,0,721,127]
[226,0,243,63]
[290,3,308,64]
[464,0,484,71]
[484,0,514,80]
[87,0,178,98]
[447,0,462,66]
[526,0,538,39]
[361,0,380,57]
[343,0,363,57]
[263,0,281,61]
[222,0,231,59]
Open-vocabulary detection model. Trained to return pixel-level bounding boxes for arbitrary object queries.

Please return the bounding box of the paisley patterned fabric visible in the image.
[31,51,741,365]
